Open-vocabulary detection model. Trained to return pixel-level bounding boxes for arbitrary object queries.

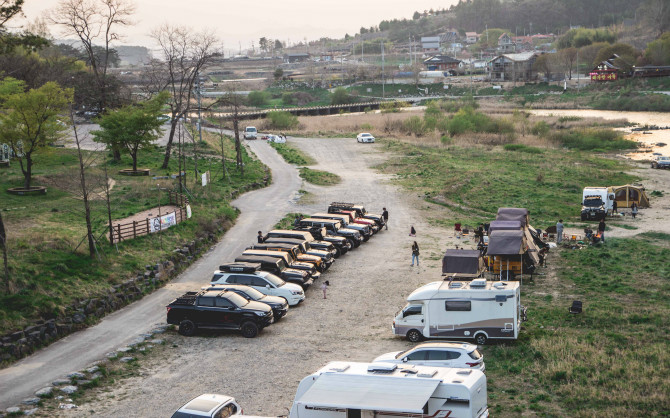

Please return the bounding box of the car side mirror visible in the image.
[402,357,408,363]
[266,285,271,289]
[228,306,236,310]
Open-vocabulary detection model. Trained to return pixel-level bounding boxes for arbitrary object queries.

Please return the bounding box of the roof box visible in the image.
[218,262,261,273]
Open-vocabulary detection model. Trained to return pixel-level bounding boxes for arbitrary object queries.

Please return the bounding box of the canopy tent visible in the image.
[488,220,522,233]
[487,230,525,255]
[442,249,485,278]
[612,185,650,208]
[496,208,529,227]
[295,373,440,414]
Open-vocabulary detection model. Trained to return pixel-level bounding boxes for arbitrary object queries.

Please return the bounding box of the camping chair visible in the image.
[454,223,462,237]
[569,300,582,314]
[462,227,470,236]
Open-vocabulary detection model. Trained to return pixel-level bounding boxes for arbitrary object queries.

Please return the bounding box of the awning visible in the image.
[296,373,440,414]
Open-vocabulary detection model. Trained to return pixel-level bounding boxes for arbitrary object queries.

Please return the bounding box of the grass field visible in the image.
[298,167,341,186]
[269,142,316,165]
[0,133,266,336]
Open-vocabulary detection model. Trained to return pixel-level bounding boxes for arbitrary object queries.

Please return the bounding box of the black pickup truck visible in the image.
[166,290,273,338]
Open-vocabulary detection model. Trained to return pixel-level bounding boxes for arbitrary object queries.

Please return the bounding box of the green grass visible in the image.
[375,140,636,228]
[273,212,310,230]
[485,237,670,415]
[503,144,543,154]
[0,132,267,335]
[269,142,316,165]
[298,167,341,186]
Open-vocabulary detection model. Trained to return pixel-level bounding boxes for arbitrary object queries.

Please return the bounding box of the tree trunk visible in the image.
[220,137,226,181]
[103,164,114,246]
[0,211,10,294]
[233,115,243,176]
[162,119,179,169]
[71,114,96,259]
[132,152,138,171]
[24,156,32,190]
[112,147,121,161]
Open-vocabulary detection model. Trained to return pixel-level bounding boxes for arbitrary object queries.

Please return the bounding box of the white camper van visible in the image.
[581,187,615,220]
[393,279,525,345]
[290,361,488,418]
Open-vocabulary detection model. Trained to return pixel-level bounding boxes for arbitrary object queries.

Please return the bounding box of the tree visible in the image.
[259,37,268,53]
[638,0,670,37]
[558,47,578,79]
[274,39,283,50]
[0,211,9,293]
[50,0,134,114]
[273,67,283,80]
[0,81,73,189]
[216,86,244,174]
[92,91,168,171]
[593,43,640,72]
[533,53,559,80]
[0,0,24,30]
[331,87,351,105]
[644,32,670,65]
[413,11,421,20]
[143,24,218,169]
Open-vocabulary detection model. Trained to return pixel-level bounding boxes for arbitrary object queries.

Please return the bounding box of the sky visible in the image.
[18,0,454,54]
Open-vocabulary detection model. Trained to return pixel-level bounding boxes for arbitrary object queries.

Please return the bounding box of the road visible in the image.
[0,140,301,409]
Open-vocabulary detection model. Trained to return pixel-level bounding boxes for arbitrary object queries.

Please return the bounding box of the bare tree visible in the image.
[70,108,97,258]
[215,86,244,175]
[143,24,218,169]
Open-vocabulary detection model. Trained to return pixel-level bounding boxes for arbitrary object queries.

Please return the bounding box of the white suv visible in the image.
[373,342,485,371]
[172,394,241,418]
[211,267,304,306]
[243,126,257,139]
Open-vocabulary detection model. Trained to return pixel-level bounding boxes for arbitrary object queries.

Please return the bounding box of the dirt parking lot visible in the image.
[59,137,480,417]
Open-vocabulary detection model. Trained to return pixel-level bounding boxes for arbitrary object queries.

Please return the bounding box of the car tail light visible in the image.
[466,362,480,367]
[166,307,171,313]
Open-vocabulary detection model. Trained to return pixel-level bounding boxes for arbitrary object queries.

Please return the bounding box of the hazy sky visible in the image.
[19,0,454,53]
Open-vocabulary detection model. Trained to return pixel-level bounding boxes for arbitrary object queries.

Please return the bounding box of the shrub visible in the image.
[380,101,399,113]
[436,117,450,134]
[331,87,351,105]
[558,116,582,123]
[549,128,637,151]
[281,92,295,105]
[503,144,543,153]
[531,121,550,136]
[402,116,426,136]
[293,91,315,105]
[423,115,438,131]
[360,123,373,130]
[424,101,442,118]
[266,111,299,129]
[439,95,478,112]
[247,90,269,106]
[440,135,453,145]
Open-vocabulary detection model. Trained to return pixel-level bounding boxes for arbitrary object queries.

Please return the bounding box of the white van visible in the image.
[393,279,524,345]
[243,126,257,140]
[581,187,615,220]
[290,361,488,418]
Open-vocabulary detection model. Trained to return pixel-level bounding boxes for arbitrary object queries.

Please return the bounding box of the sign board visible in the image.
[149,212,177,233]
[590,72,617,81]
[201,171,210,186]
[186,204,192,219]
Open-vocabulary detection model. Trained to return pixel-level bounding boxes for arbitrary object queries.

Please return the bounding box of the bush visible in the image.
[423,115,438,131]
[293,91,316,105]
[531,121,550,136]
[439,95,478,112]
[402,116,426,136]
[248,91,269,106]
[503,144,543,153]
[436,117,450,134]
[266,111,299,129]
[360,123,373,130]
[331,87,351,105]
[281,92,295,105]
[558,116,582,123]
[549,128,637,151]
[380,101,400,113]
[440,135,453,145]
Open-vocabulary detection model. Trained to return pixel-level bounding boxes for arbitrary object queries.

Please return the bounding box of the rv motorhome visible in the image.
[393,279,525,345]
[290,361,488,418]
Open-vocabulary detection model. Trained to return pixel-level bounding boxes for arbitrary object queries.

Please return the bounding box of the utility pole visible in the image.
[196,73,203,146]
[409,35,412,65]
[381,40,385,99]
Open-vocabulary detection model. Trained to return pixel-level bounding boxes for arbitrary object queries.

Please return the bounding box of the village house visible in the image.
[497,33,516,53]
[590,54,627,81]
[488,52,538,81]
[424,55,462,71]
[284,53,311,64]
[465,32,479,44]
[421,36,441,54]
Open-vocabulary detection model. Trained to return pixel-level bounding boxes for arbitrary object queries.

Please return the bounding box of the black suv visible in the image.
[204,284,289,321]
[299,218,363,249]
[166,290,273,338]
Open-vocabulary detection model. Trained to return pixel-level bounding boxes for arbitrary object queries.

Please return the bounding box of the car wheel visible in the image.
[240,321,259,338]
[346,238,356,249]
[474,332,488,345]
[178,319,196,336]
[406,329,423,343]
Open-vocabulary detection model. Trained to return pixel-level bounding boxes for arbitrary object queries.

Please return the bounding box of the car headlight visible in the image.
[255,311,266,316]
[290,290,302,295]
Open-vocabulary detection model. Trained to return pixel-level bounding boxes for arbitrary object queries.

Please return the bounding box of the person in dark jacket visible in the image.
[597,220,606,242]
[382,207,389,230]
[411,241,420,266]
[257,231,264,243]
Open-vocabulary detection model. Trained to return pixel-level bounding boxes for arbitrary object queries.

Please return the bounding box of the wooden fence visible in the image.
[109,191,190,244]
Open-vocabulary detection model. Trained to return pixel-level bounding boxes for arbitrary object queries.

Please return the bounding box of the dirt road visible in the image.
[55,137,473,417]
[0,140,301,409]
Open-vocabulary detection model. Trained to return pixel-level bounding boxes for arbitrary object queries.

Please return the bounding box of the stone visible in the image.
[89,372,103,380]
[5,407,20,414]
[86,365,99,373]
[59,385,78,394]
[52,379,70,386]
[67,372,85,379]
[72,313,86,324]
[58,403,78,410]
[24,408,39,416]
[23,325,38,334]
[35,387,53,397]
[119,356,135,363]
[105,352,118,359]
[22,397,40,405]
[10,331,24,341]
[149,339,164,345]
[76,380,91,386]
[28,331,41,341]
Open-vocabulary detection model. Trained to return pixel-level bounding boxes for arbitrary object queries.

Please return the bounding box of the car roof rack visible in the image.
[218,262,261,273]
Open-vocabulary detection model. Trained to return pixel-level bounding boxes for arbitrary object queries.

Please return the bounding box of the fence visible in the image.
[109,191,190,244]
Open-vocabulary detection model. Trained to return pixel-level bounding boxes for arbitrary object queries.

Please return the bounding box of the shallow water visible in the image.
[529,109,670,160]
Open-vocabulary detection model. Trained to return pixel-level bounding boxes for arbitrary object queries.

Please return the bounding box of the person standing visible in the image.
[382,207,389,230]
[411,241,420,266]
[612,200,618,215]
[257,231,264,243]
[321,280,329,299]
[475,224,484,246]
[556,220,564,244]
[598,219,606,242]
[631,203,638,219]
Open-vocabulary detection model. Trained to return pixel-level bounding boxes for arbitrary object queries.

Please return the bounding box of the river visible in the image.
[529,109,670,160]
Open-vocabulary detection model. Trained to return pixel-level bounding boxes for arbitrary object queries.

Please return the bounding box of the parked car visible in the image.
[356,132,375,143]
[651,155,670,169]
[166,290,273,337]
[157,114,171,123]
[172,394,241,418]
[373,342,485,371]
[243,126,257,140]
[234,255,313,289]
[212,262,305,306]
[204,284,289,321]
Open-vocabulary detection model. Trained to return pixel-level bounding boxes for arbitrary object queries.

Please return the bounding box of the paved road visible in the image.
[0,140,301,409]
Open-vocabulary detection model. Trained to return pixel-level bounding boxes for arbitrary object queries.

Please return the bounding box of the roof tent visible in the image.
[488,220,522,233]
[442,250,485,278]
[295,373,439,414]
[487,230,524,255]
[495,208,529,227]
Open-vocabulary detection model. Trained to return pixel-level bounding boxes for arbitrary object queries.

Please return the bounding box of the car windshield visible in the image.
[659,157,669,161]
[226,292,249,307]
[583,197,603,207]
[468,349,483,360]
[261,272,285,287]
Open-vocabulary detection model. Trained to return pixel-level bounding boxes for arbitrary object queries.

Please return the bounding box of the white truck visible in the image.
[581,187,615,220]
[290,361,488,418]
[243,126,257,140]
[393,279,524,345]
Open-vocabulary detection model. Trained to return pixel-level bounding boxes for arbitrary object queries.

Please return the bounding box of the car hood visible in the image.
[259,295,286,306]
[280,282,304,292]
[372,351,402,362]
[245,300,272,313]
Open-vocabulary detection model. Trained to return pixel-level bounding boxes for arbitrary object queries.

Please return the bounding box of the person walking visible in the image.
[612,200,618,215]
[598,219,606,242]
[409,226,416,237]
[321,280,329,299]
[556,219,564,244]
[382,207,389,230]
[257,231,264,243]
[411,241,420,266]
[631,203,638,219]
[475,223,484,246]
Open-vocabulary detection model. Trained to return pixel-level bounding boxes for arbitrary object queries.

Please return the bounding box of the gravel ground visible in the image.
[57,137,473,417]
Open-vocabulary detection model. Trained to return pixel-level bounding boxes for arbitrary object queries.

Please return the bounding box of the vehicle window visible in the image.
[198,297,215,307]
[468,349,483,360]
[406,350,427,361]
[445,301,471,311]
[215,298,233,308]
[212,273,224,282]
[249,276,268,287]
[262,272,285,287]
[234,275,253,286]
[428,350,460,360]
[241,287,264,299]
[403,305,422,317]
[226,292,249,307]
[214,404,237,418]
